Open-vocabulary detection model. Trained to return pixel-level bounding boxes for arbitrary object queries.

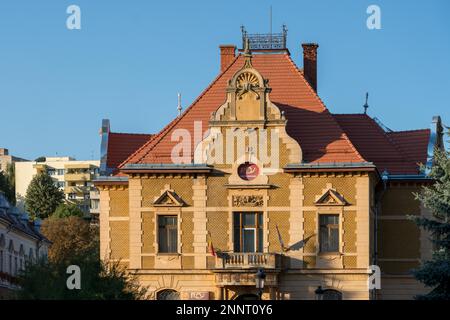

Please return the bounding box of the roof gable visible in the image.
[120,53,364,167]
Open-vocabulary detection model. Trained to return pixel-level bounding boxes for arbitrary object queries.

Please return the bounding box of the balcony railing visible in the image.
[215,252,279,269]
[64,185,91,194]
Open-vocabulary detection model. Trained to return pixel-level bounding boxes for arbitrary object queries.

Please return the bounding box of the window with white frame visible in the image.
[233,212,263,253]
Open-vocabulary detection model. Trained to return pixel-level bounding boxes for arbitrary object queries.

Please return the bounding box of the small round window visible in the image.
[238,162,259,181]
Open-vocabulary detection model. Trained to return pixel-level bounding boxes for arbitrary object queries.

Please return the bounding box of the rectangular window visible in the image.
[233,212,263,253]
[0,250,3,272]
[319,214,340,253]
[57,169,65,175]
[158,215,178,253]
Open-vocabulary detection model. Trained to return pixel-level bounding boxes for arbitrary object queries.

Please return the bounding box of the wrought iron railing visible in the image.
[241,25,288,50]
[215,252,279,269]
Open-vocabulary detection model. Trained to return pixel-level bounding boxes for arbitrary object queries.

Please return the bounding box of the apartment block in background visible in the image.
[15,157,100,220]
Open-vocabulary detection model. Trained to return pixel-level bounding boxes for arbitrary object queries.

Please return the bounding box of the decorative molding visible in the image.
[315,188,347,206]
[232,195,264,207]
[153,190,185,207]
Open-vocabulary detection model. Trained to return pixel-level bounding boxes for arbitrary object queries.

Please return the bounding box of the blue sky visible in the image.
[0,0,449,160]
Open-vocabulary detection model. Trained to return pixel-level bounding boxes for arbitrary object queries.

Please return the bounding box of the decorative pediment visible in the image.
[315,189,347,206]
[153,190,185,207]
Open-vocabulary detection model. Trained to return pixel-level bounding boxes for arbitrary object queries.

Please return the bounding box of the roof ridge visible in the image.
[387,128,430,134]
[118,54,241,168]
[333,113,366,116]
[284,55,366,163]
[110,132,153,136]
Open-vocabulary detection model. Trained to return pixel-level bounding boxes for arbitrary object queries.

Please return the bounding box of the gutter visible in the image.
[120,163,213,174]
[284,162,376,173]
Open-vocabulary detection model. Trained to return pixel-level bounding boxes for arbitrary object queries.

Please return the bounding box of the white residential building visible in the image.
[15,157,100,219]
[0,192,50,299]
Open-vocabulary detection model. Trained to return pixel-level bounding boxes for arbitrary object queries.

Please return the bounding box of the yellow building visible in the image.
[95,32,444,300]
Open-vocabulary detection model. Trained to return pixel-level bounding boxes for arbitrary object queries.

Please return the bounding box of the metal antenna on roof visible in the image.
[363,92,369,114]
[177,93,182,117]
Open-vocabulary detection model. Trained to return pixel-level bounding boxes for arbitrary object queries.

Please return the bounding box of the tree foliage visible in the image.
[412,148,450,300]
[17,257,147,300]
[0,171,15,205]
[34,156,46,162]
[17,216,147,299]
[41,216,97,264]
[52,203,84,219]
[25,171,64,219]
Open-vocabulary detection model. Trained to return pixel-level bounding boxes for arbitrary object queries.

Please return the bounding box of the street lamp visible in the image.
[315,285,325,300]
[255,268,266,300]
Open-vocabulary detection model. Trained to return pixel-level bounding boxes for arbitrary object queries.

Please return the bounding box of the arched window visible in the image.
[323,289,343,300]
[156,289,180,300]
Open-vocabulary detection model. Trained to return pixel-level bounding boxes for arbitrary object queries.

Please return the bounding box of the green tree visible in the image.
[411,148,450,300]
[17,216,147,300]
[34,156,46,162]
[17,256,147,300]
[25,171,64,219]
[53,203,84,219]
[0,171,15,204]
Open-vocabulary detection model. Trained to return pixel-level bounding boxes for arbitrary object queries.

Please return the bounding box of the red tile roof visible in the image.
[120,53,365,167]
[107,132,153,171]
[109,52,429,176]
[387,130,430,167]
[334,114,429,174]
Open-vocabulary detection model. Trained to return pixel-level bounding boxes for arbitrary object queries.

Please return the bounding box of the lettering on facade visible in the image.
[232,195,264,207]
[188,291,210,300]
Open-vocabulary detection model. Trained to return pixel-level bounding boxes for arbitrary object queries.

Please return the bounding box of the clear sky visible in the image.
[0,0,449,160]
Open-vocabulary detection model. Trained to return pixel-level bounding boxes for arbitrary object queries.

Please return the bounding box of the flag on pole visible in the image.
[276,224,288,252]
[207,232,216,256]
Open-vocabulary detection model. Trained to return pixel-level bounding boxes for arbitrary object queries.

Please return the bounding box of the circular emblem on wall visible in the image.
[238,162,259,181]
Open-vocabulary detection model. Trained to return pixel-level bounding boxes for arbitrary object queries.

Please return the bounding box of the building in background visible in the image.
[95,28,444,300]
[15,157,100,219]
[0,148,27,173]
[0,192,50,299]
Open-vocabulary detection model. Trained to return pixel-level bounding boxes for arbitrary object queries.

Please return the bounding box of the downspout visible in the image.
[371,170,389,300]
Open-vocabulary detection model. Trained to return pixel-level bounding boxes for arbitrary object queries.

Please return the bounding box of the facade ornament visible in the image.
[243,37,253,69]
[236,72,260,99]
[232,195,264,207]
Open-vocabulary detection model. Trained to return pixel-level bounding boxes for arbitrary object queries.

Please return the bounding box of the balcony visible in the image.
[64,185,90,194]
[215,252,280,269]
[65,173,92,182]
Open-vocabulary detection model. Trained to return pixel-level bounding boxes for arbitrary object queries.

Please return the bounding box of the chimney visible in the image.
[302,43,319,92]
[219,45,236,72]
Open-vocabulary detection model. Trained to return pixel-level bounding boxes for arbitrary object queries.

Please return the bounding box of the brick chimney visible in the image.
[302,43,319,92]
[219,45,236,72]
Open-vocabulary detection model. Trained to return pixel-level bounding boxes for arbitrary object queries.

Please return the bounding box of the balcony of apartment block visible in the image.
[64,164,96,182]
[64,172,93,182]
[64,185,92,195]
[214,252,281,270]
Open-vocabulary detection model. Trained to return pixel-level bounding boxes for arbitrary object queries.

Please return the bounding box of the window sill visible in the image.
[318,252,342,257]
